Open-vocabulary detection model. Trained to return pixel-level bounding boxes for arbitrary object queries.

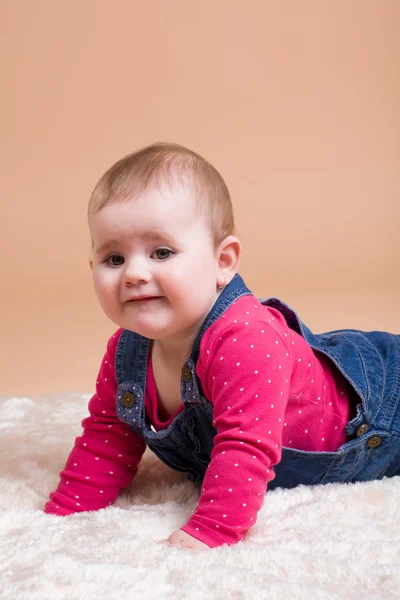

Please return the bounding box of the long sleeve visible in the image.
[45,329,146,515]
[181,312,293,547]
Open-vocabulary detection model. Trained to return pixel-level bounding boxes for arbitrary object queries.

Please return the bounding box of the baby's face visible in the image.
[89,183,221,342]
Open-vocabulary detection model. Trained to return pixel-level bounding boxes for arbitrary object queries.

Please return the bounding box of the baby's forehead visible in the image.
[91,190,209,237]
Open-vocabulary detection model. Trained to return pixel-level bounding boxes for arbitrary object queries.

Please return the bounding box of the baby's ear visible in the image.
[88,260,93,271]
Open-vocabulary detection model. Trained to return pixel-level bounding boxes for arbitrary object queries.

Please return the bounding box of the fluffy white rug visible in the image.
[1,393,399,600]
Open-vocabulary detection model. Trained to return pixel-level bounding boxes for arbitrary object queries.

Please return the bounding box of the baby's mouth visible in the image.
[127,296,162,302]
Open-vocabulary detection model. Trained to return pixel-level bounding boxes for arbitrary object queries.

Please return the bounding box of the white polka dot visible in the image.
[305,429,309,433]
[236,362,241,366]
[228,488,233,492]
[234,463,239,467]
[110,471,114,475]
[243,503,247,507]
[254,370,258,374]
[250,344,254,348]
[248,478,252,481]
[220,356,224,360]
[85,476,90,480]
[100,490,104,494]
[223,514,227,518]
[233,338,237,342]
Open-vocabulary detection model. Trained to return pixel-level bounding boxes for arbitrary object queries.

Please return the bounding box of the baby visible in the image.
[45,142,400,550]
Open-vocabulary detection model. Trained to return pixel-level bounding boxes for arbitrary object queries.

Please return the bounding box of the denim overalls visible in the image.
[115,274,400,490]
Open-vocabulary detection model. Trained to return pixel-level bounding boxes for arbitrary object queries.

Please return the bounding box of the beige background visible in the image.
[1,0,399,396]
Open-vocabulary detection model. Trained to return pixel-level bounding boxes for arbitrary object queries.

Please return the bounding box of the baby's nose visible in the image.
[122,257,152,285]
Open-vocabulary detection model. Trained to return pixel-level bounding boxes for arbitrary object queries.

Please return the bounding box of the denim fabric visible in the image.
[115,274,400,489]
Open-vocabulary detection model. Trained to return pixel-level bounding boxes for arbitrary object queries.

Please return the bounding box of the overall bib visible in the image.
[114,274,400,489]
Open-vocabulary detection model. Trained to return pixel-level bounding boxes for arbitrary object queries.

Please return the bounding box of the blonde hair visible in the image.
[88,142,235,249]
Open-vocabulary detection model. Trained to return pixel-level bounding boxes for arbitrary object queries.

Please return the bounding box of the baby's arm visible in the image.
[45,330,146,515]
[180,321,293,548]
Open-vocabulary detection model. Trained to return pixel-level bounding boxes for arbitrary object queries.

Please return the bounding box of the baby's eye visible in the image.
[154,248,173,260]
[105,254,125,267]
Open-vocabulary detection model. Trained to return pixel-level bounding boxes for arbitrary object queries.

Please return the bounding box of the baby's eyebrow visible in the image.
[94,231,176,254]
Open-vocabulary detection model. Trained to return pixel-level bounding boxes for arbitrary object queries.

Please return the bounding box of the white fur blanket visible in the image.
[1,393,399,600]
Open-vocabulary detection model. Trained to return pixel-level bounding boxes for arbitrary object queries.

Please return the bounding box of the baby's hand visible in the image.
[158,529,209,550]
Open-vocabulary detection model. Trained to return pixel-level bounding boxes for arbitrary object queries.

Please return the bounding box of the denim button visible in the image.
[367,436,382,449]
[122,392,136,407]
[181,366,192,382]
[356,424,369,436]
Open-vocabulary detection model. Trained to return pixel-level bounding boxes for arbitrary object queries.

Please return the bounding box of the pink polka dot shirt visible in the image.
[45,295,354,548]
